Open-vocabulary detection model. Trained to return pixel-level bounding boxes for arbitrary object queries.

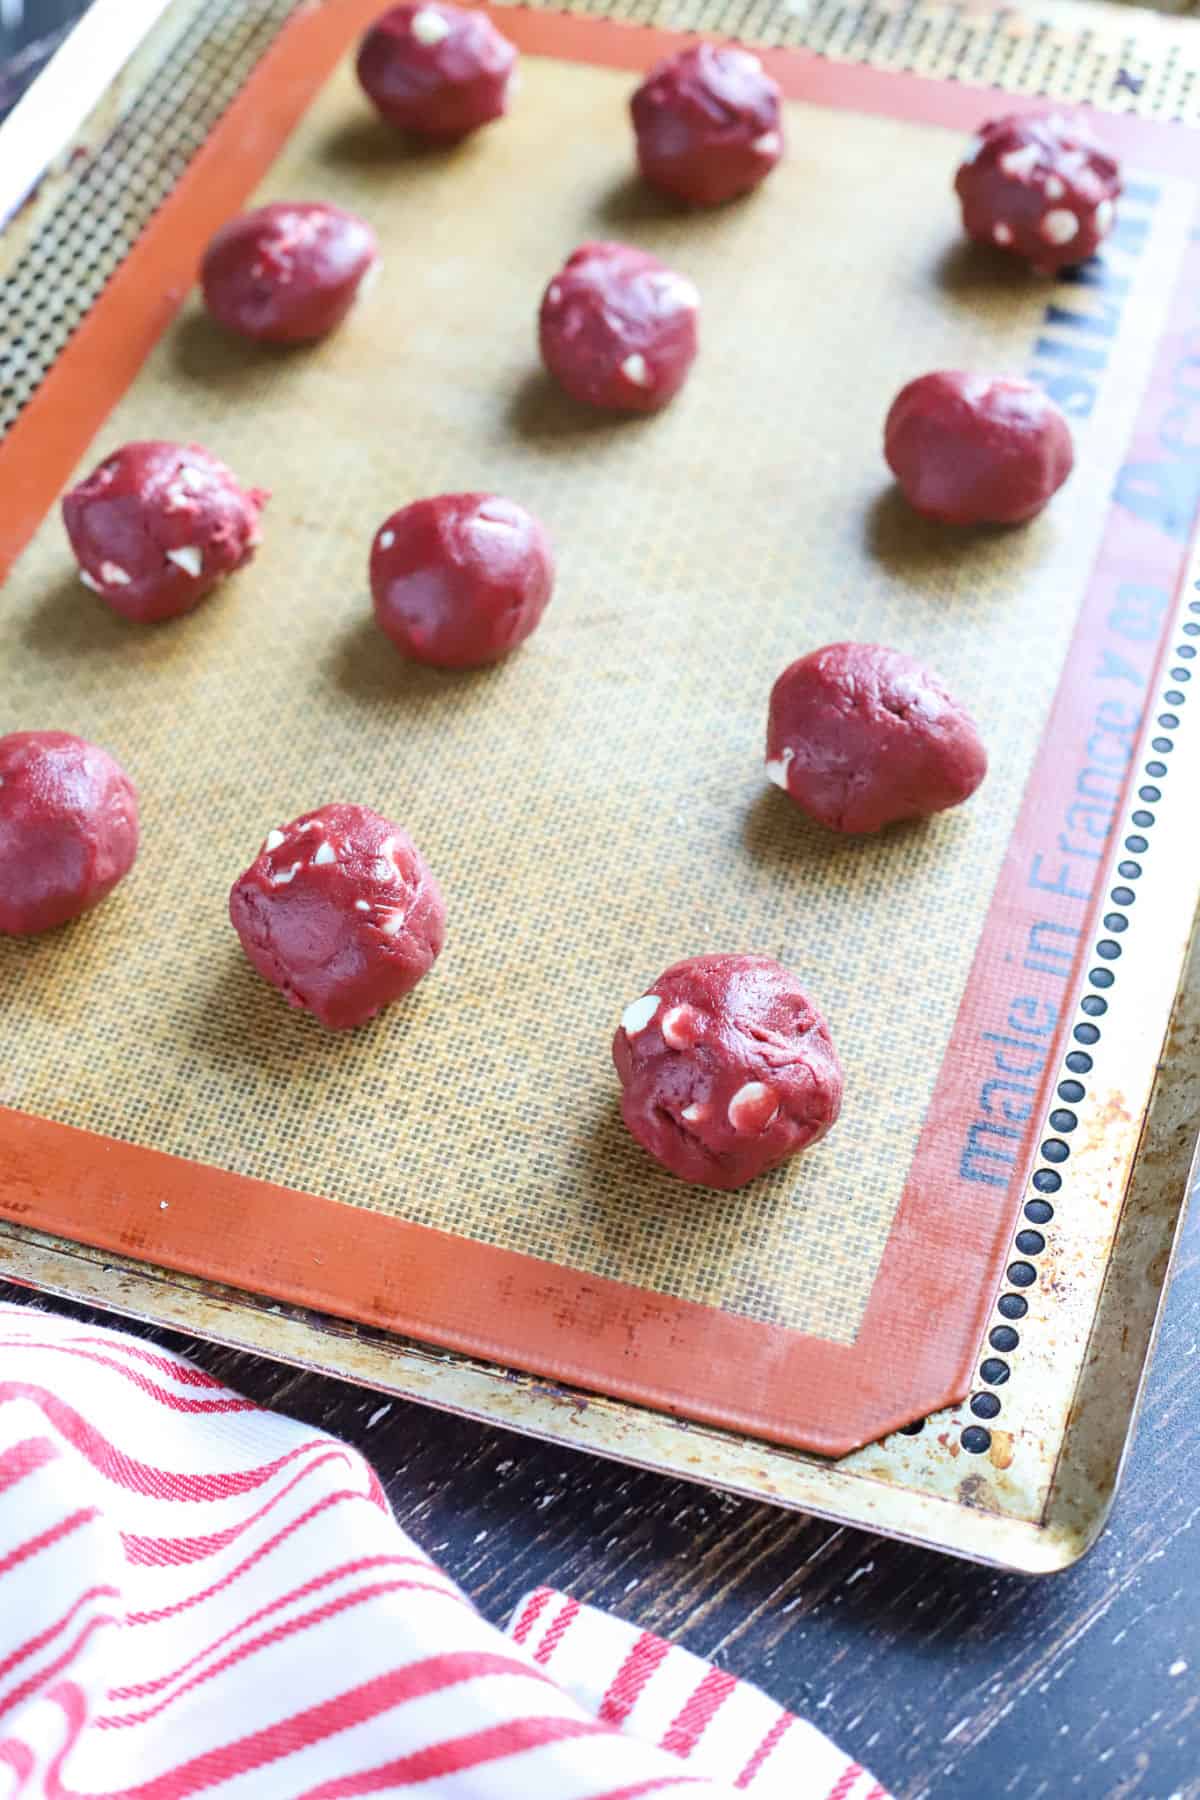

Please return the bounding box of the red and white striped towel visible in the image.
[0,1303,889,1799]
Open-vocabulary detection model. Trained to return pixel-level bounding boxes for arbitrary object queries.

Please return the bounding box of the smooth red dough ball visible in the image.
[539,242,699,414]
[631,44,783,207]
[201,202,379,344]
[370,494,554,669]
[955,112,1120,273]
[613,954,843,1190]
[229,803,445,1031]
[884,372,1074,526]
[356,3,516,142]
[766,644,987,834]
[0,731,138,935]
[62,441,268,623]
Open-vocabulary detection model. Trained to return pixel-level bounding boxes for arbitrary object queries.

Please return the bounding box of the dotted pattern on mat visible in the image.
[2,0,1199,1442]
[1,44,1190,1348]
[3,0,1200,437]
[0,0,299,437]
[900,582,1199,1456]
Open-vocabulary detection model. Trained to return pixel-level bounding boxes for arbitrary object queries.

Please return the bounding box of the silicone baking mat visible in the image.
[2,0,1199,1455]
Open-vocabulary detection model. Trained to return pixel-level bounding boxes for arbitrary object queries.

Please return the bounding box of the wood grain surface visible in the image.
[4,1184,1198,1800]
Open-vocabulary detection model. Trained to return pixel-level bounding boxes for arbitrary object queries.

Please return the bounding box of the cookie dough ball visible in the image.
[370,493,554,669]
[356,3,516,142]
[955,112,1120,273]
[0,732,138,935]
[62,441,268,623]
[229,804,445,1031]
[613,954,842,1190]
[539,242,699,414]
[884,372,1074,526]
[766,643,987,834]
[201,202,379,344]
[631,44,783,207]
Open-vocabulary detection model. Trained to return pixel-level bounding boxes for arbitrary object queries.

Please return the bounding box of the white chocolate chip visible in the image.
[620,353,651,387]
[1095,198,1114,235]
[993,222,1014,246]
[265,828,285,851]
[99,561,131,585]
[373,855,395,882]
[1000,144,1040,179]
[1044,175,1065,200]
[379,529,396,550]
[411,7,451,44]
[681,1103,707,1125]
[79,569,102,593]
[355,899,371,913]
[661,1004,698,1051]
[311,841,335,866]
[1040,208,1078,246]
[751,131,781,156]
[621,994,660,1036]
[727,1080,780,1134]
[164,467,204,510]
[765,750,793,791]
[166,545,203,577]
[380,909,409,936]
[652,273,700,314]
[547,283,562,306]
[269,862,301,887]
[296,818,322,834]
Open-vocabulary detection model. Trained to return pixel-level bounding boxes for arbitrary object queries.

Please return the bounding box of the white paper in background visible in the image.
[0,0,174,223]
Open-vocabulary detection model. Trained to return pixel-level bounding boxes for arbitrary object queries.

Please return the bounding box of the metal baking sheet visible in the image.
[2,0,1200,1565]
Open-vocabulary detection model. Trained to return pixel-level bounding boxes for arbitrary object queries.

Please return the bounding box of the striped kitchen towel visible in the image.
[0,1302,889,1798]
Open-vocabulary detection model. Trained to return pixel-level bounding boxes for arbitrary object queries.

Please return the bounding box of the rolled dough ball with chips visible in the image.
[370,493,554,668]
[631,44,783,207]
[613,954,843,1190]
[0,731,138,935]
[955,111,1120,273]
[229,803,445,1031]
[356,2,517,141]
[884,371,1073,526]
[62,440,268,623]
[539,241,699,414]
[766,643,988,834]
[201,201,379,343]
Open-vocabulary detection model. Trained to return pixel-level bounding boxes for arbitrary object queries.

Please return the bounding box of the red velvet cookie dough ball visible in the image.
[201,202,379,344]
[0,732,138,935]
[370,493,554,669]
[356,2,516,142]
[613,954,843,1190]
[62,441,268,623]
[631,44,783,207]
[955,112,1120,273]
[766,644,987,835]
[229,803,445,1031]
[884,372,1073,526]
[539,242,699,414]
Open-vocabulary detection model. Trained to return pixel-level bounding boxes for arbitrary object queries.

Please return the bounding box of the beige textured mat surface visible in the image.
[0,46,1192,1341]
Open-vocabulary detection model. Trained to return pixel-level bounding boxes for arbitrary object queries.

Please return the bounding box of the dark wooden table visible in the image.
[4,1183,1198,1800]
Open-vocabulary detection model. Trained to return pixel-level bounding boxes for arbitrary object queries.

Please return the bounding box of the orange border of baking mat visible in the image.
[2,0,1198,1455]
